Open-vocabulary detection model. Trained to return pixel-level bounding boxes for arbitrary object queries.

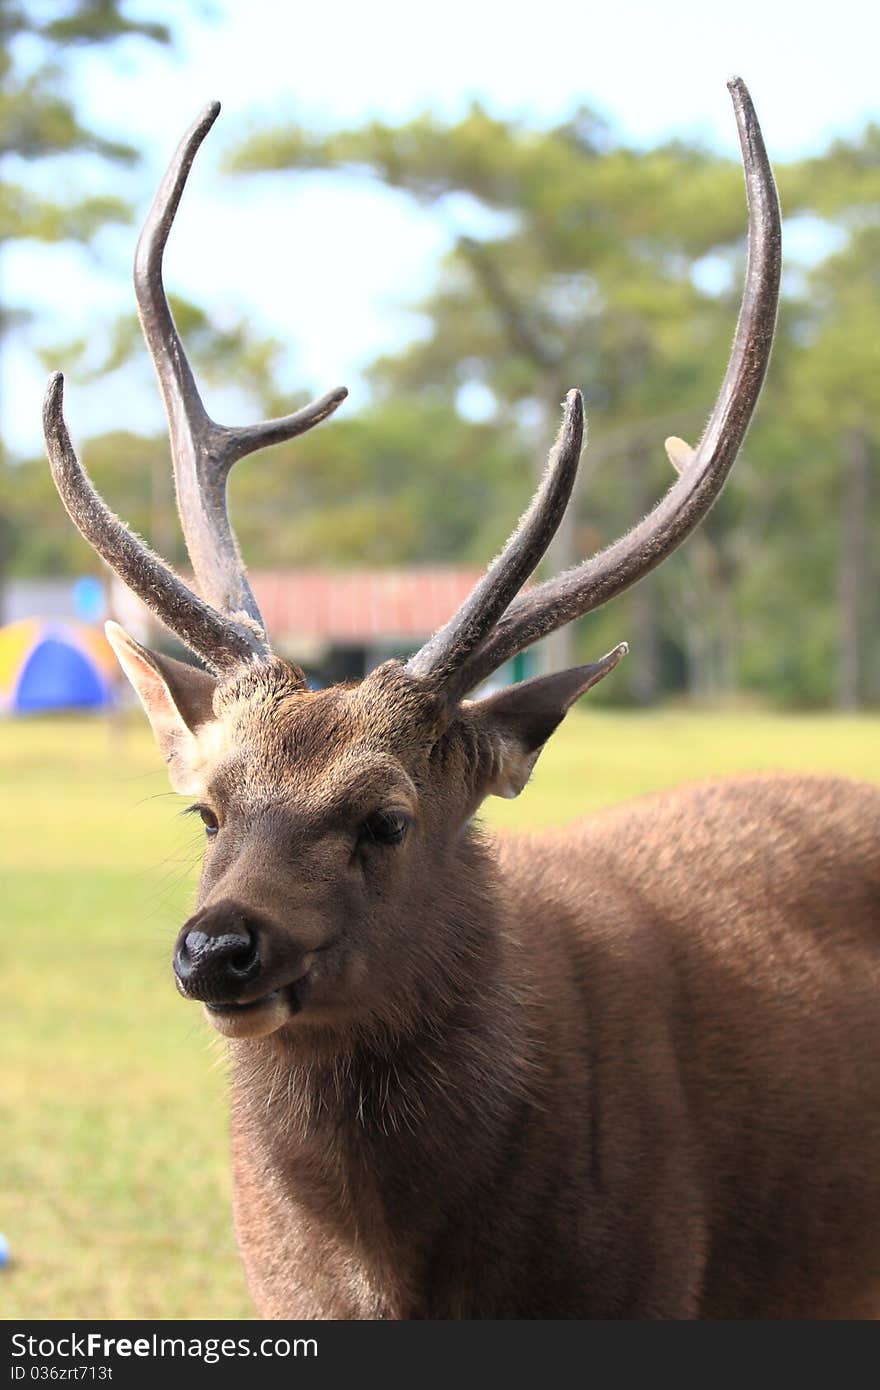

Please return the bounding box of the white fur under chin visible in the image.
[203,992,293,1039]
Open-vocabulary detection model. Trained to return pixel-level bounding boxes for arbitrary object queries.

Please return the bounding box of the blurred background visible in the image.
[1,0,878,1319]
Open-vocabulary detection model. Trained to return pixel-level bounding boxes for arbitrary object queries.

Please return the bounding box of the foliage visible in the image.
[1,1,170,248]
[4,55,879,706]
[227,106,880,707]
[0,393,529,576]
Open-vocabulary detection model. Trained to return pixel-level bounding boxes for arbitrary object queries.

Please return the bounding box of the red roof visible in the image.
[249,569,484,644]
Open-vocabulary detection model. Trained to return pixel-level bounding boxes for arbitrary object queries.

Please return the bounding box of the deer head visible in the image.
[43,81,780,1048]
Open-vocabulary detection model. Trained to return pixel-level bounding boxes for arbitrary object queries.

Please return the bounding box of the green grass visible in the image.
[2,707,880,1319]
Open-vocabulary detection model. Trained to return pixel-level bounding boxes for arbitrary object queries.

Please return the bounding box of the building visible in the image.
[3,570,538,689]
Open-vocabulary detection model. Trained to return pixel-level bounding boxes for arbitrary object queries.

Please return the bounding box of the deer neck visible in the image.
[228,828,535,1276]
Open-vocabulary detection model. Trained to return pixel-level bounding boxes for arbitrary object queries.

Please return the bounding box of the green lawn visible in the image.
[3,708,880,1319]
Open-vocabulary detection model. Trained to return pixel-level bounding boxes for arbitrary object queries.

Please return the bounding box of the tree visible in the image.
[1,1,171,259]
[761,224,879,707]
[735,135,880,708]
[230,106,772,699]
[6,68,878,709]
[1,2,176,603]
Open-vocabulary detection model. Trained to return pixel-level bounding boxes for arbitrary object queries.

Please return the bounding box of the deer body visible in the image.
[46,81,875,1319]
[228,773,880,1319]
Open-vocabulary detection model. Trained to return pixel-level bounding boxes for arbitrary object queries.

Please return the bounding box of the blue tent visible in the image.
[0,619,117,714]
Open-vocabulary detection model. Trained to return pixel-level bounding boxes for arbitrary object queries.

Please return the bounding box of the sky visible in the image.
[4,0,879,455]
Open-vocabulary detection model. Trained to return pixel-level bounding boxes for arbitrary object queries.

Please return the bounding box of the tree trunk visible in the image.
[631,577,660,704]
[837,429,869,711]
[626,445,660,703]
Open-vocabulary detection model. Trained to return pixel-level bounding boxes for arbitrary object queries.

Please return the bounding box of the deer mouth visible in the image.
[204,985,300,1039]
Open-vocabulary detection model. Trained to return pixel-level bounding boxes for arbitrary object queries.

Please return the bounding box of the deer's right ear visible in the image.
[468,647,627,800]
[105,622,218,795]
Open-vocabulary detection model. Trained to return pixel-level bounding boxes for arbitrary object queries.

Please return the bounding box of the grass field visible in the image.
[3,707,880,1319]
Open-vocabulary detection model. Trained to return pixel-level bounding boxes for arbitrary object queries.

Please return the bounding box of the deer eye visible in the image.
[194,805,219,837]
[360,809,409,846]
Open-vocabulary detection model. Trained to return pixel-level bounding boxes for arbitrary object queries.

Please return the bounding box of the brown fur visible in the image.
[127,652,880,1319]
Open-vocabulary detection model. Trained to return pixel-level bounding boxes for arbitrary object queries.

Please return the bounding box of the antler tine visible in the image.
[134,100,348,633]
[448,77,781,696]
[43,373,259,672]
[406,389,585,692]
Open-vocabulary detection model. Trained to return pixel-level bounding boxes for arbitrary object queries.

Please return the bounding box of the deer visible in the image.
[42,79,880,1320]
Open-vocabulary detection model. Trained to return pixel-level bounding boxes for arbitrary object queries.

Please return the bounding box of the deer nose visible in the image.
[173,904,261,1004]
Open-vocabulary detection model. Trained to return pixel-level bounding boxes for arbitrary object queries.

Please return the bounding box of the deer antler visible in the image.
[43,101,347,673]
[406,388,585,684]
[406,78,781,699]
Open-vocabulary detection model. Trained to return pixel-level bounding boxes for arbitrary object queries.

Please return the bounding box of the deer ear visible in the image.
[472,649,626,799]
[105,621,218,795]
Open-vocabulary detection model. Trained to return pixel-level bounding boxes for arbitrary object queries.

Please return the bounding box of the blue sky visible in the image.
[4,0,879,454]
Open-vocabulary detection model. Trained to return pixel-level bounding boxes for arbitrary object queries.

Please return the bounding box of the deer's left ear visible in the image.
[105,621,219,795]
[470,648,626,799]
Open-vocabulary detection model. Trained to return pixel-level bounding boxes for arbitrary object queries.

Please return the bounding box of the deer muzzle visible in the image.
[173,900,317,1039]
